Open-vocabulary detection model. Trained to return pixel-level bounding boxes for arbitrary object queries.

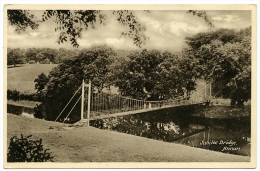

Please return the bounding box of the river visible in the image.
[89,105,251,157]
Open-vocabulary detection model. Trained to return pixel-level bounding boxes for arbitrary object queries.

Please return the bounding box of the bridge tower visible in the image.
[81,79,91,126]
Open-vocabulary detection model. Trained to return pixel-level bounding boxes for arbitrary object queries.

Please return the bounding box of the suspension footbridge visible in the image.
[55,80,212,126]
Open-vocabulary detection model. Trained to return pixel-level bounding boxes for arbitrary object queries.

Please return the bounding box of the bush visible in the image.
[28,60,36,64]
[7,134,53,162]
[34,103,46,119]
[8,89,42,102]
[7,89,20,101]
[42,58,50,64]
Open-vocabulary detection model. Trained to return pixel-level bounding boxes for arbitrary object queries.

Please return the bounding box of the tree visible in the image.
[34,48,58,64]
[185,28,236,50]
[55,48,77,63]
[34,73,49,92]
[25,48,41,62]
[41,45,115,122]
[7,48,25,66]
[110,49,195,100]
[184,27,251,106]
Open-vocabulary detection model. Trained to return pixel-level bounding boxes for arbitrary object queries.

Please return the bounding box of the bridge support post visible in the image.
[81,79,85,120]
[148,103,152,109]
[87,80,91,126]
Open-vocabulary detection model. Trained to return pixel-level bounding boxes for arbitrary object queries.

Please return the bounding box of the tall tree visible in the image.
[34,73,49,92]
[7,48,25,67]
[111,49,195,100]
[184,27,251,106]
[25,48,41,62]
[40,45,115,122]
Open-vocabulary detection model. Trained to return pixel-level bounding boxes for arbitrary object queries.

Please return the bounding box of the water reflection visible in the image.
[90,111,207,142]
[7,104,34,118]
[175,125,250,156]
[90,110,250,156]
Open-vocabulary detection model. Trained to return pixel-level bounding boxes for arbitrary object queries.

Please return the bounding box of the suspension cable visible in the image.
[63,95,82,124]
[54,85,82,122]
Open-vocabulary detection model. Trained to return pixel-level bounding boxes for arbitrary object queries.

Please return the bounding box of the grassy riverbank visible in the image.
[6,114,250,163]
[7,100,40,108]
[192,105,251,118]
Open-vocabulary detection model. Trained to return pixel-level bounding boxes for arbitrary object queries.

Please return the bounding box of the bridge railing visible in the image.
[82,82,211,119]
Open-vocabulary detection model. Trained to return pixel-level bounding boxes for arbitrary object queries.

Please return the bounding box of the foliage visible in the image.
[34,104,46,119]
[56,48,79,63]
[41,45,115,122]
[7,10,39,33]
[187,10,214,28]
[41,10,147,48]
[7,89,20,101]
[6,47,79,64]
[8,10,212,48]
[7,48,26,66]
[7,134,53,162]
[184,27,251,106]
[7,89,40,102]
[28,60,36,64]
[34,73,49,92]
[113,10,148,47]
[25,48,41,62]
[111,49,196,100]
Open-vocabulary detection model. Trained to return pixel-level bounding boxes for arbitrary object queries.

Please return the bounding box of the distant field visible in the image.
[7,64,58,93]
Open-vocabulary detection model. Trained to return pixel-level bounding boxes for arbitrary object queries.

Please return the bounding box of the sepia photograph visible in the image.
[3,2,257,169]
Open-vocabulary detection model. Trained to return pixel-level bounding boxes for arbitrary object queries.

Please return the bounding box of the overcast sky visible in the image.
[7,10,251,52]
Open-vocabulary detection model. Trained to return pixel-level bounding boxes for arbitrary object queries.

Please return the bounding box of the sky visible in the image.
[7,10,252,52]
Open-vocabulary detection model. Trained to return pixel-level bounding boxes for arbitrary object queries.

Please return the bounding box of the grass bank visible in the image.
[7,64,58,93]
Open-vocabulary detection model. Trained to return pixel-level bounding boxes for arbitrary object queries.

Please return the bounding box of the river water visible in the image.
[175,117,250,156]
[90,107,251,157]
[7,104,35,118]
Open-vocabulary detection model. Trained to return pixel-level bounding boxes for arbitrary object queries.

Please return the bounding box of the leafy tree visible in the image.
[35,52,45,63]
[185,28,237,50]
[40,45,115,122]
[111,49,165,99]
[111,49,195,100]
[7,48,25,66]
[55,48,78,63]
[34,104,46,119]
[34,48,58,63]
[184,27,251,106]
[34,73,49,92]
[6,89,20,101]
[25,48,41,62]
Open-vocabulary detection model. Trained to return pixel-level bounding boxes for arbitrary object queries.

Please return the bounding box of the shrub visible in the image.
[42,58,50,64]
[28,60,36,64]
[7,134,53,162]
[7,89,20,101]
[8,90,41,102]
[34,103,46,119]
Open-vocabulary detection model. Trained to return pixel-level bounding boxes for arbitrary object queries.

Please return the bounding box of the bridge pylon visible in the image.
[81,79,91,126]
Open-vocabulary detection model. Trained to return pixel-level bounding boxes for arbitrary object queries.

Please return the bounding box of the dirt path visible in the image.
[6,114,250,162]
